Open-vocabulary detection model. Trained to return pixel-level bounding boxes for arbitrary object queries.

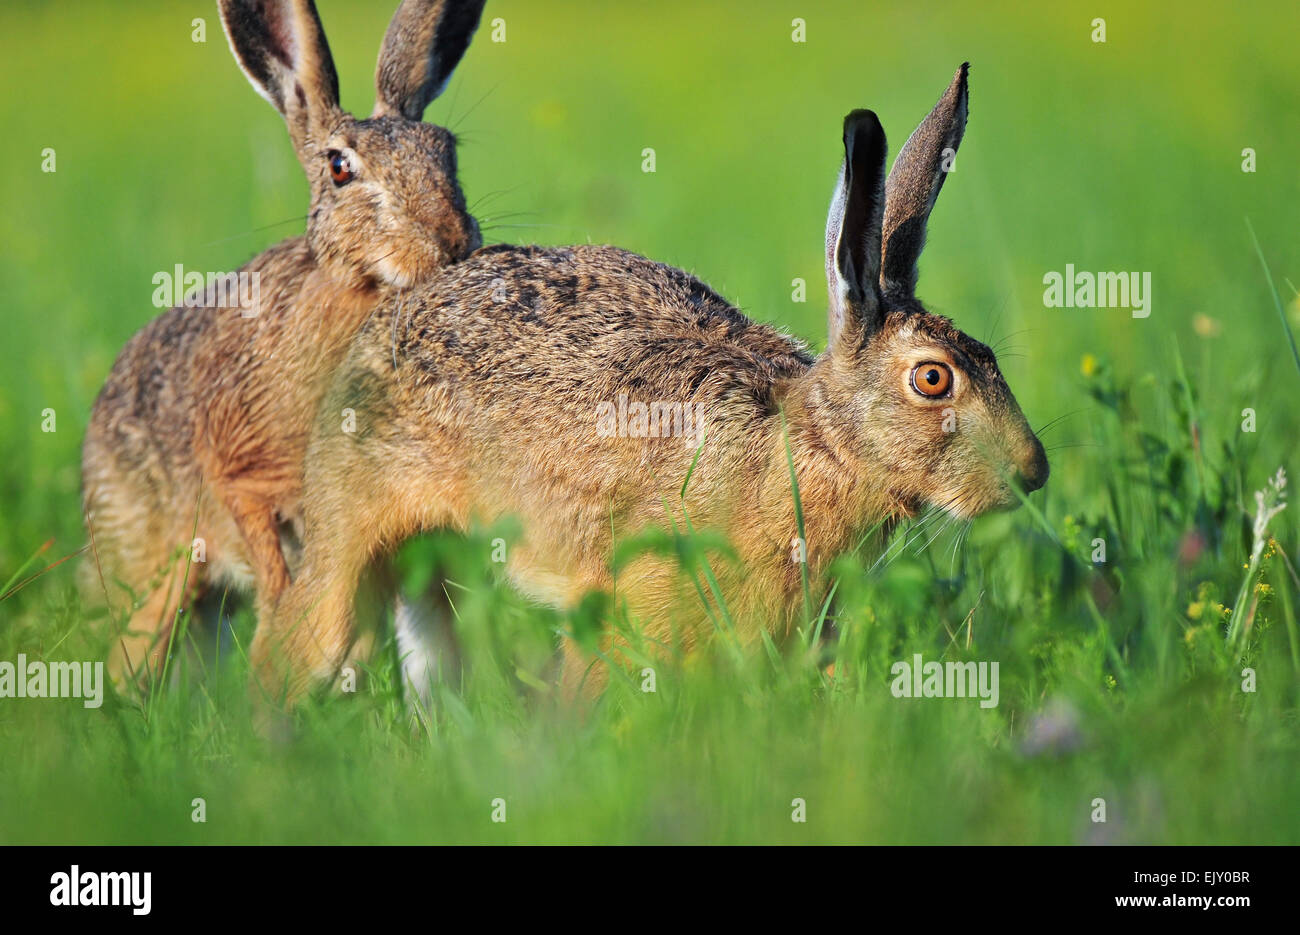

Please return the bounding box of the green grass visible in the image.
[1,0,1297,844]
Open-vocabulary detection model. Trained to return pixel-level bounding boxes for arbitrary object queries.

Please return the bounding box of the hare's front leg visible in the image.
[219,489,294,602]
[107,562,203,688]
[249,541,365,711]
[248,440,433,710]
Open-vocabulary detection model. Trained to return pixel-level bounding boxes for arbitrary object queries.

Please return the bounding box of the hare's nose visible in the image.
[1014,437,1049,493]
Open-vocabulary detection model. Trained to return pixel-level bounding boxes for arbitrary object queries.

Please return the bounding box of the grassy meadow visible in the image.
[0,0,1297,844]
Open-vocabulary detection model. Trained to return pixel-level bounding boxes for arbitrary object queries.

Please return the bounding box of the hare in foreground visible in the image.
[81,0,486,683]
[258,63,1048,706]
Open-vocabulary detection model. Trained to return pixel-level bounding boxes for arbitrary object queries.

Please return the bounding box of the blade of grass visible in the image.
[0,538,54,601]
[0,543,86,602]
[1246,217,1300,377]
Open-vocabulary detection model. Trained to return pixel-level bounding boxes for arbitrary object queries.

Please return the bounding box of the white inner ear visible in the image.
[832,255,852,333]
[240,65,282,112]
[824,163,852,335]
[280,1,304,69]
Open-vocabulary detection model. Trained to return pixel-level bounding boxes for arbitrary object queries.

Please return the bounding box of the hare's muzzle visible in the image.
[1013,436,1050,493]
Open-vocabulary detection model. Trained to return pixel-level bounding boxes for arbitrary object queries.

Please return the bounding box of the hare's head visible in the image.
[219,0,485,287]
[817,64,1047,519]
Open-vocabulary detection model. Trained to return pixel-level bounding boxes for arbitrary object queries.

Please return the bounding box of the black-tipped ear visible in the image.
[218,0,341,155]
[881,62,969,297]
[374,0,487,120]
[825,109,888,346]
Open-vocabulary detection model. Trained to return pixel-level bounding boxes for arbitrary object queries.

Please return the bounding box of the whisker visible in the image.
[947,522,970,575]
[479,211,541,224]
[447,83,500,135]
[201,215,309,247]
[1045,442,1101,451]
[982,297,1009,346]
[469,185,526,212]
[391,285,409,369]
[1035,409,1087,436]
[479,222,586,232]
[989,328,1030,354]
[916,513,956,555]
[440,66,467,129]
[868,511,936,574]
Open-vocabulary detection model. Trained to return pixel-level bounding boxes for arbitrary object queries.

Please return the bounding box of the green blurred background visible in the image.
[0,1,1296,844]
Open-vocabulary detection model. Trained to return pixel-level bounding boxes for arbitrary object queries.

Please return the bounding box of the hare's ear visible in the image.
[373,0,487,120]
[826,110,888,346]
[218,0,341,151]
[880,63,969,297]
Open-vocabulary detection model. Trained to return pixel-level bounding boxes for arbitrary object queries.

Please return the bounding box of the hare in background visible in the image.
[80,0,487,684]
[253,63,1049,710]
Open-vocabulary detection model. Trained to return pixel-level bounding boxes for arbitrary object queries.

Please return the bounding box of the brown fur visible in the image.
[81,0,486,682]
[254,65,1050,706]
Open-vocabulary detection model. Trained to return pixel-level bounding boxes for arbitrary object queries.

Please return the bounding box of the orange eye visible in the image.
[910,362,953,398]
[328,151,354,185]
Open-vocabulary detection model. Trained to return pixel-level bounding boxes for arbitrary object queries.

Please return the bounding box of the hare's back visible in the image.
[397,245,813,409]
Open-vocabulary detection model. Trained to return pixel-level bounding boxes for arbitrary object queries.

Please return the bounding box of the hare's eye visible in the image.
[328,151,355,186]
[910,362,953,398]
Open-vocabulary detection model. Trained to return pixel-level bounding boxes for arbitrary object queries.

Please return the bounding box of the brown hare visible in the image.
[257,64,1048,708]
[81,0,486,684]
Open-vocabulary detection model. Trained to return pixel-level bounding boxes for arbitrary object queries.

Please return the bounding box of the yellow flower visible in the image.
[1192,314,1222,338]
[1080,353,1098,377]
